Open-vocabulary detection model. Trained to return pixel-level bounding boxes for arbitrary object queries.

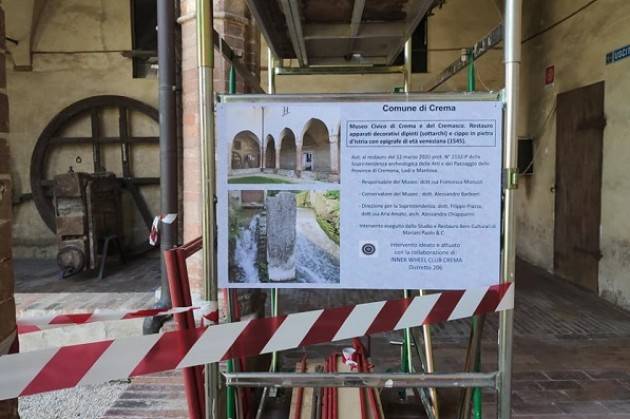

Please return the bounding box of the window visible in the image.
[394,17,428,73]
[131,0,158,78]
[518,137,534,175]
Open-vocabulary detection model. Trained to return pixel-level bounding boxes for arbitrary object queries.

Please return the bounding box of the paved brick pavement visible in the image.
[100,372,189,419]
[13,254,160,315]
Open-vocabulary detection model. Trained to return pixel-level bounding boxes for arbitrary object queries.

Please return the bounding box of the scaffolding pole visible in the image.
[196,0,220,418]
[498,0,522,418]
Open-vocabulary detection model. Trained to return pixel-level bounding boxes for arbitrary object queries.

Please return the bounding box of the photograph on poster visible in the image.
[227,110,341,185]
[228,189,340,284]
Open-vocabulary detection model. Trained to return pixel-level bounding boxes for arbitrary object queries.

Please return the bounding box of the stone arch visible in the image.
[231,130,261,170]
[279,128,297,170]
[301,118,331,172]
[265,134,277,170]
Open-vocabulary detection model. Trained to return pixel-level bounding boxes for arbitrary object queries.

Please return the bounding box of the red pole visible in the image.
[292,355,307,419]
[164,249,204,419]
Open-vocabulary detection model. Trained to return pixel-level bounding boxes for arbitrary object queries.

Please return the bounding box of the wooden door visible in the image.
[554,81,605,292]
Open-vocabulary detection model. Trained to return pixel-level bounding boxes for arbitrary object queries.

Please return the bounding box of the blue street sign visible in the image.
[606,44,630,65]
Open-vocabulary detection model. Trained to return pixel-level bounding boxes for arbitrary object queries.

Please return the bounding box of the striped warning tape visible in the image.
[0,283,513,400]
[17,306,198,334]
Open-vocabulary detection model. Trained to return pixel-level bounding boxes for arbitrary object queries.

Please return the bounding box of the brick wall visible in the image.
[0,2,19,417]
[180,0,260,297]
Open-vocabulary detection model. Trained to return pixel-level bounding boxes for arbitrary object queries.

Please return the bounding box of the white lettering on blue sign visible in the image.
[606,45,630,65]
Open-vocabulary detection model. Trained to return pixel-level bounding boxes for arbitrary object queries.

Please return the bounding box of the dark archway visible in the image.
[279,128,297,170]
[231,130,260,169]
[302,118,330,172]
[265,135,276,169]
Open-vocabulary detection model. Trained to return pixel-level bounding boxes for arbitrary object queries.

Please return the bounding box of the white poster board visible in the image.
[217,99,502,290]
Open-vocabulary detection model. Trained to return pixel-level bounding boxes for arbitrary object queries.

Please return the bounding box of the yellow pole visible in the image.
[196,0,220,417]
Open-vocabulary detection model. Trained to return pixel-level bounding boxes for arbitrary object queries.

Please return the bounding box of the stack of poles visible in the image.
[291,356,308,419]
[164,238,205,419]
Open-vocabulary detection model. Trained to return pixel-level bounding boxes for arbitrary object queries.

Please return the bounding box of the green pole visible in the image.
[229,65,237,94]
[226,64,237,419]
[467,48,482,419]
[467,49,476,92]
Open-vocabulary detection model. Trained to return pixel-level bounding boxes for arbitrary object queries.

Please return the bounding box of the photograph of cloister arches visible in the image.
[228,189,340,285]
[227,108,341,184]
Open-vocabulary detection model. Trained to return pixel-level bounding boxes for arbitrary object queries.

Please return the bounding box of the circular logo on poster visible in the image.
[361,242,376,256]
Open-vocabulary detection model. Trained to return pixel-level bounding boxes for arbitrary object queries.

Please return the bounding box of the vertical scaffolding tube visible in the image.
[498,0,522,418]
[196,0,220,417]
[403,39,412,92]
[267,49,276,94]
[403,38,438,419]
[267,48,280,376]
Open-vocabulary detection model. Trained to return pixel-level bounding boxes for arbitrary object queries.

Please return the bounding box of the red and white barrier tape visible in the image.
[0,283,513,400]
[149,213,177,246]
[17,306,198,334]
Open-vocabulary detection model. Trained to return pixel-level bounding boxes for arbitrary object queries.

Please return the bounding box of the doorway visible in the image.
[303,151,313,171]
[553,81,605,292]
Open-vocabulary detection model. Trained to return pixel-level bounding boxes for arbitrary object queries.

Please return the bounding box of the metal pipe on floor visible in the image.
[498,0,522,418]
[144,0,177,335]
[224,372,498,389]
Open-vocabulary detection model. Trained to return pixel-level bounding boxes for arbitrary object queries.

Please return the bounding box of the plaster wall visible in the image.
[517,0,630,308]
[6,0,159,257]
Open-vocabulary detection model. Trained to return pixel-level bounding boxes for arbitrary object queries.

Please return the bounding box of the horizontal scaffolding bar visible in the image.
[218,92,501,103]
[274,65,404,75]
[224,372,498,389]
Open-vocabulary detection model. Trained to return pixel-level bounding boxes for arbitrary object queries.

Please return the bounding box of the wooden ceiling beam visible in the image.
[279,0,309,66]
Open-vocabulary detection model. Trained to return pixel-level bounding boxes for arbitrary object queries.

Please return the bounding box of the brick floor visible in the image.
[13,254,159,314]
[100,372,188,419]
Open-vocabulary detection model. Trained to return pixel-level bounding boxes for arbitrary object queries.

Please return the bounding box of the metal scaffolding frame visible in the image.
[196,0,522,417]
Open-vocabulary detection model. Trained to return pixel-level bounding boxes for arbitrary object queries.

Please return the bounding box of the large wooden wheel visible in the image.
[30,95,160,232]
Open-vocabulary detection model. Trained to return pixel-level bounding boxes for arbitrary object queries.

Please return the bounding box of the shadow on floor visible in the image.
[14,251,161,294]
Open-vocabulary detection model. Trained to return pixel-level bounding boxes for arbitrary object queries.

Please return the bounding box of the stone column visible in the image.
[329,135,340,174]
[295,142,303,177]
[0,3,19,417]
[274,146,280,172]
[260,142,265,171]
[266,192,296,281]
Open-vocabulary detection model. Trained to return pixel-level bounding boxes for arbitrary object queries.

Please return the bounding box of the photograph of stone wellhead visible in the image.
[228,190,340,284]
